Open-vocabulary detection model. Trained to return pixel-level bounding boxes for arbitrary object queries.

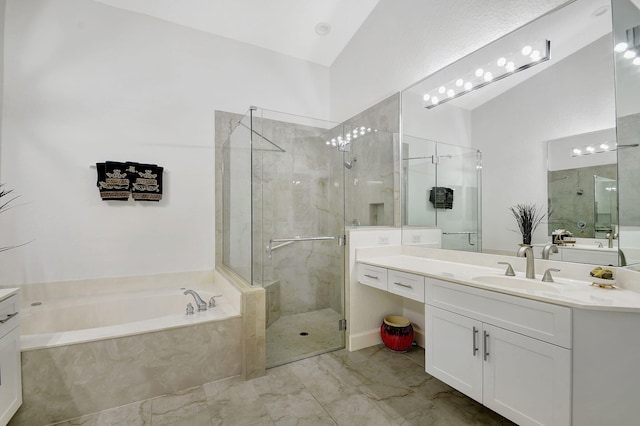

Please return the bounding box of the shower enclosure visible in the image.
[222,107,392,367]
[402,135,482,250]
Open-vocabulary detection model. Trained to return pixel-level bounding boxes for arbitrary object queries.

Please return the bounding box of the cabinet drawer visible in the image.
[388,270,425,302]
[0,295,19,340]
[357,264,388,291]
[425,279,571,348]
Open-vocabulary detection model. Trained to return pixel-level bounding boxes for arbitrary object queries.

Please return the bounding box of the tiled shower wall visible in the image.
[215,95,399,324]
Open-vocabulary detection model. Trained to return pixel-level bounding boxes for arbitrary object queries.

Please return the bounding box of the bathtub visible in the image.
[21,286,239,350]
[11,270,245,426]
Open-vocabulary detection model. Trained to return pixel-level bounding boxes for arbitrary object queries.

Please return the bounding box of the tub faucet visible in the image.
[184,289,207,311]
[541,243,558,260]
[516,245,536,279]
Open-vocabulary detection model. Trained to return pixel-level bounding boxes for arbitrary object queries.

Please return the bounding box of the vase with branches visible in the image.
[509,203,545,246]
[0,183,24,253]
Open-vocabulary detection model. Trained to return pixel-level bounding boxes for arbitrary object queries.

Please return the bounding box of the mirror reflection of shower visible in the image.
[324,126,378,152]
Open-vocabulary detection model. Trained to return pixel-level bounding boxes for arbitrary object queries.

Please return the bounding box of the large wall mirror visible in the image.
[401,0,622,265]
[613,0,640,267]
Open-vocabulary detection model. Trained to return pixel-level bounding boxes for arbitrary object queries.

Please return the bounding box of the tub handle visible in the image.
[186,303,194,315]
[209,295,223,308]
[0,312,18,323]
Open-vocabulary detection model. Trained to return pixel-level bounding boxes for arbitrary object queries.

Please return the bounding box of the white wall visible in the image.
[330,0,570,122]
[0,0,329,285]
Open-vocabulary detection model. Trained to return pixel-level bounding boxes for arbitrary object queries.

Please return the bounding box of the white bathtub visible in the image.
[11,270,246,425]
[21,285,239,350]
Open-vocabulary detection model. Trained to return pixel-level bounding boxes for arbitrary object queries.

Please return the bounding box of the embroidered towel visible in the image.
[128,162,163,202]
[96,161,130,200]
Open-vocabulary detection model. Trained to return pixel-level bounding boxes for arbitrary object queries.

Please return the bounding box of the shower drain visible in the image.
[299,332,309,336]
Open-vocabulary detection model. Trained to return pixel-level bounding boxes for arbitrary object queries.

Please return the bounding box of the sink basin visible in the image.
[472,275,559,292]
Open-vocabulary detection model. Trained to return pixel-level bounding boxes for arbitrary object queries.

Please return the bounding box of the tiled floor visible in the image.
[266,308,344,368]
[53,345,515,425]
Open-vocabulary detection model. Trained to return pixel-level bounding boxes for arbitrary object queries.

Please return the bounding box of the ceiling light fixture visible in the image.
[422,40,551,109]
[315,22,331,36]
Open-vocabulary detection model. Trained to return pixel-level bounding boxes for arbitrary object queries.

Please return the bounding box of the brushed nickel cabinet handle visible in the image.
[472,326,479,356]
[483,331,490,361]
[393,282,413,289]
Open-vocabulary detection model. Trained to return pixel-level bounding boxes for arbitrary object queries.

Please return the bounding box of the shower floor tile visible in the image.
[266,308,344,368]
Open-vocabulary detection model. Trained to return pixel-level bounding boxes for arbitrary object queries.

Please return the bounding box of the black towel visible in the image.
[429,187,454,209]
[128,162,163,202]
[96,161,130,201]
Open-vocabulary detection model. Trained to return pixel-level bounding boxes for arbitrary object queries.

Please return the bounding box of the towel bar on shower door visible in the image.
[266,236,336,259]
[442,231,478,246]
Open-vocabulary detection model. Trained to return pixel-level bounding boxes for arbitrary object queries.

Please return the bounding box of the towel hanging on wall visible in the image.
[127,162,164,202]
[96,161,130,200]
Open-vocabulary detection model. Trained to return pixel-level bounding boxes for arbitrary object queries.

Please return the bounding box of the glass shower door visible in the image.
[251,108,346,368]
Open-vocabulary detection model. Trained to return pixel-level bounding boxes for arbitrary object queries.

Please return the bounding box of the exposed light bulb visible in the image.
[624,49,637,59]
[475,68,484,77]
[521,45,533,56]
[483,72,493,82]
[455,79,464,87]
[586,146,595,153]
[438,86,446,94]
[615,42,629,52]
[447,89,455,98]
[325,141,330,145]
[633,57,640,66]
[431,96,439,105]
[497,57,507,67]
[423,93,431,102]
[505,61,515,72]
[530,50,541,61]
[600,143,610,150]
[572,148,582,155]
[464,81,473,91]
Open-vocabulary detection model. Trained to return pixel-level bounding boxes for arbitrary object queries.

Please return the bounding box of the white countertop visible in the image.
[0,288,19,303]
[358,252,640,312]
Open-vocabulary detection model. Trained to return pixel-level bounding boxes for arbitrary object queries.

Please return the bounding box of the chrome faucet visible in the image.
[516,245,536,279]
[541,243,558,260]
[184,289,207,311]
[606,225,617,248]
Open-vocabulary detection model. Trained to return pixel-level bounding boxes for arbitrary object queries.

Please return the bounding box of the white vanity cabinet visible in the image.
[0,293,21,426]
[357,264,387,291]
[425,279,571,426]
[387,270,424,302]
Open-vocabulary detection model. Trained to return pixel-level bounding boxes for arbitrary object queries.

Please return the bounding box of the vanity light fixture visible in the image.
[571,141,616,157]
[422,40,551,109]
[615,26,640,65]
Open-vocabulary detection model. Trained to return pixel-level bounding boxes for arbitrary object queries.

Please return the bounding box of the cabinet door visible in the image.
[425,305,483,403]
[483,324,570,426]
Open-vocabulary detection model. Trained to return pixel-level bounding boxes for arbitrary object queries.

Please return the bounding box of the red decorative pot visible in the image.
[380,315,414,352]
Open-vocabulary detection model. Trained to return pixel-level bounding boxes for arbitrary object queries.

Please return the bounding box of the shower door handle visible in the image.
[267,236,336,259]
[271,236,336,243]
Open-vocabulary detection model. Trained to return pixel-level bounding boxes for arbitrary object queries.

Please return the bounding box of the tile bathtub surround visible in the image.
[50,345,514,426]
[10,318,243,426]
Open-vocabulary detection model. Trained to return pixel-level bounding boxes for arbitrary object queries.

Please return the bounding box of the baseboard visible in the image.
[348,329,382,351]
